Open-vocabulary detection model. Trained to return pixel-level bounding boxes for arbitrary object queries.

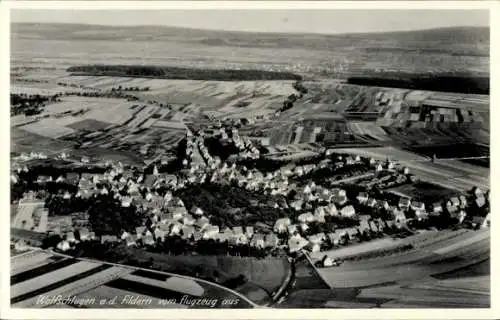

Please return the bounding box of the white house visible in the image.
[183,215,196,226]
[250,234,265,248]
[482,213,491,228]
[274,218,292,233]
[398,197,411,209]
[288,235,309,253]
[245,226,254,238]
[298,212,315,223]
[121,231,130,240]
[326,203,338,216]
[190,206,204,216]
[126,235,138,247]
[433,203,443,214]
[287,224,298,235]
[57,240,71,251]
[307,233,326,246]
[142,235,155,245]
[202,225,219,239]
[265,233,279,248]
[290,200,304,211]
[340,205,356,218]
[195,217,210,230]
[411,201,425,212]
[78,228,91,241]
[181,226,195,240]
[170,222,183,236]
[356,192,369,204]
[154,228,166,241]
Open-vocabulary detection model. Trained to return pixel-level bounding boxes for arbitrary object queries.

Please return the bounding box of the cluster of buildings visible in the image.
[11,126,491,260]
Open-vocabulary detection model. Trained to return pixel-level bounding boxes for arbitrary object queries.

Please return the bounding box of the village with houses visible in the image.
[8,15,492,310]
[11,123,491,270]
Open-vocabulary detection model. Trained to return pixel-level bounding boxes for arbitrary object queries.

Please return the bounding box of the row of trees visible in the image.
[10,93,61,116]
[67,65,303,81]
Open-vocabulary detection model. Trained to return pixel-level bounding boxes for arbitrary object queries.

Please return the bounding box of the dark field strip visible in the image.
[11,258,78,285]
[131,269,172,281]
[11,264,113,304]
[432,258,490,280]
[104,278,194,301]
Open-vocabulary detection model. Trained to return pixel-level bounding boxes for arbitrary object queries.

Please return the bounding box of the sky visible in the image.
[10,9,489,34]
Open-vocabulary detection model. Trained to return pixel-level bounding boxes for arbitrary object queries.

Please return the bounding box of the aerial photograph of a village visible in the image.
[8,7,491,310]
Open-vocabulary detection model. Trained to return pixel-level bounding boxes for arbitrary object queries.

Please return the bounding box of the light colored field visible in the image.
[405,90,433,102]
[412,276,490,295]
[15,266,134,308]
[11,251,55,275]
[57,76,295,96]
[317,230,489,289]
[11,201,44,229]
[348,122,390,141]
[332,147,428,162]
[309,238,403,261]
[11,115,38,127]
[53,76,296,118]
[42,97,138,125]
[122,274,204,297]
[331,147,489,192]
[20,118,78,138]
[153,120,187,130]
[11,261,101,298]
[427,230,489,255]
[126,106,160,128]
[364,276,490,308]
[11,85,73,95]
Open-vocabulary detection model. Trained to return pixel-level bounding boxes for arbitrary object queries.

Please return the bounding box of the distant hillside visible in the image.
[11,23,489,78]
[11,23,489,56]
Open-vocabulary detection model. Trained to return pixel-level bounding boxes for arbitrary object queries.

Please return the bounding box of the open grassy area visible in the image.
[125,248,288,304]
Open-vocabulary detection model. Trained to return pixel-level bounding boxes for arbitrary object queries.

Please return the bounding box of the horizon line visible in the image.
[11,21,489,37]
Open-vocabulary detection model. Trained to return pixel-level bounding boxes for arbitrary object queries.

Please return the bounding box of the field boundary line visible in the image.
[40,248,261,308]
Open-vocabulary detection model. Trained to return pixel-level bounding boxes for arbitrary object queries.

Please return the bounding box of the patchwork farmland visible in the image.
[315,229,489,289]
[10,250,256,308]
